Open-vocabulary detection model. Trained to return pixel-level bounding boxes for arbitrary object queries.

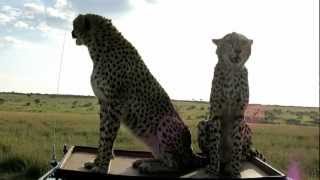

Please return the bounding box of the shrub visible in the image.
[81,103,92,107]
[286,119,301,125]
[196,114,207,119]
[0,98,5,105]
[0,156,26,173]
[34,99,40,104]
[186,105,196,110]
[72,101,78,106]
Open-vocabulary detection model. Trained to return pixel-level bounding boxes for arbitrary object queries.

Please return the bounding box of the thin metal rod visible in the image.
[56,32,67,94]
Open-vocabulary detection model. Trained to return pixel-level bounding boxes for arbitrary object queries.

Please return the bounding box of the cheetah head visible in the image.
[212,32,253,67]
[72,14,111,46]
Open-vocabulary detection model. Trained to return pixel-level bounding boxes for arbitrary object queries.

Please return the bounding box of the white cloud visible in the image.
[69,0,132,17]
[1,5,21,18]
[48,0,74,19]
[46,7,73,20]
[36,21,51,32]
[23,3,45,15]
[0,13,12,25]
[54,0,68,9]
[44,0,75,30]
[14,21,29,29]
[0,36,25,48]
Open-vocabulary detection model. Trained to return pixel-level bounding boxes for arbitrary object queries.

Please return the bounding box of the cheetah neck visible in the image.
[216,61,245,73]
[87,28,134,65]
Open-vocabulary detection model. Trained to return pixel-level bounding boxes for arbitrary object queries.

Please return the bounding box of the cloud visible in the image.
[69,0,132,16]
[14,21,30,29]
[45,0,75,30]
[0,36,26,48]
[23,2,45,19]
[1,5,21,18]
[0,5,21,25]
[47,0,74,20]
[36,21,51,32]
[0,0,136,45]
[0,13,13,25]
[145,0,158,4]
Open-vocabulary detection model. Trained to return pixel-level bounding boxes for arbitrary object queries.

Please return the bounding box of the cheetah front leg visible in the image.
[197,120,209,155]
[84,101,121,173]
[204,118,221,177]
[223,116,243,177]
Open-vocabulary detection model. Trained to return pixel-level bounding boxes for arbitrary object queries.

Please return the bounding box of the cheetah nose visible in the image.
[235,49,241,54]
[72,30,76,38]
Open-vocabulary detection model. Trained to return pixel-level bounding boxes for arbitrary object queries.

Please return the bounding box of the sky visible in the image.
[0,0,319,107]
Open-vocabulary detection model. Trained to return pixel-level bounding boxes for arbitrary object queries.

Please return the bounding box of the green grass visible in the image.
[0,92,319,179]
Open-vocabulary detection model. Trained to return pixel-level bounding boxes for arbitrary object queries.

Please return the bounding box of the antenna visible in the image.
[50,31,67,168]
[57,32,67,94]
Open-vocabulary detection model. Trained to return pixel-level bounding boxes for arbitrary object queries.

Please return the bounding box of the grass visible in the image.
[0,92,319,179]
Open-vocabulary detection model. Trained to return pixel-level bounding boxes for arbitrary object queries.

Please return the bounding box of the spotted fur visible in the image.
[72,14,205,174]
[197,32,266,177]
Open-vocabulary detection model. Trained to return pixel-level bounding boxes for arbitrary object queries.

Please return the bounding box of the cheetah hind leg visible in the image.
[132,158,179,174]
[197,120,210,155]
[222,118,243,178]
[248,148,267,162]
[132,159,157,169]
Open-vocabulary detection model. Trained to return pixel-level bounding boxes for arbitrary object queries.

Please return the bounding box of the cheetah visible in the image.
[71,14,205,174]
[197,32,266,177]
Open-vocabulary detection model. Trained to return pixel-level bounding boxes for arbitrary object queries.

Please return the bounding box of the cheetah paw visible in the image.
[132,159,144,169]
[84,162,108,174]
[137,162,153,174]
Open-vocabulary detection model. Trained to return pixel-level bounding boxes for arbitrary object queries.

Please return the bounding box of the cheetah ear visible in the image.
[83,15,91,31]
[212,39,221,46]
[78,14,90,31]
[249,39,253,45]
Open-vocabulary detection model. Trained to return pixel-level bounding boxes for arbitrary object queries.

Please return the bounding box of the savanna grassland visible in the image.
[0,92,319,180]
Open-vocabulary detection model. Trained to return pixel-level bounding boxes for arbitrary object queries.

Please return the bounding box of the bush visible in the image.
[81,103,92,107]
[34,99,40,104]
[72,101,78,106]
[286,119,301,125]
[0,98,5,105]
[265,111,275,121]
[0,156,26,173]
[196,114,207,119]
[186,105,196,110]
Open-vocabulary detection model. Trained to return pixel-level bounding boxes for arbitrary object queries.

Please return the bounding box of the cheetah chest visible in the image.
[222,73,242,99]
[218,69,248,112]
[91,67,108,101]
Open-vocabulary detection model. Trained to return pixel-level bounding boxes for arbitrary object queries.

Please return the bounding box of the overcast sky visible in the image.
[0,0,319,107]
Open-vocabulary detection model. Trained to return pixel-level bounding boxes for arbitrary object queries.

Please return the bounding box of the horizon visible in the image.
[0,0,319,107]
[0,91,318,108]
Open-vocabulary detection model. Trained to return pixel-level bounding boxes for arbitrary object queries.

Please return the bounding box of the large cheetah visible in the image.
[197,32,266,177]
[72,14,205,174]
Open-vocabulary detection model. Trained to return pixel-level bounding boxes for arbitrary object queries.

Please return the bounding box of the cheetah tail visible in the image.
[248,148,267,162]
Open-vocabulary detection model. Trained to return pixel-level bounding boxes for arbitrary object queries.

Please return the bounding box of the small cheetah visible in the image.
[197,32,266,177]
[72,14,205,174]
